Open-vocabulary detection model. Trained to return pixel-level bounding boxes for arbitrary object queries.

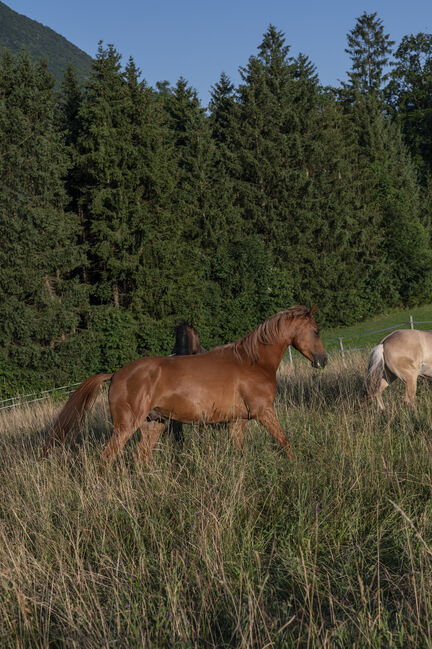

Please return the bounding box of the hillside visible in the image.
[0,1,92,83]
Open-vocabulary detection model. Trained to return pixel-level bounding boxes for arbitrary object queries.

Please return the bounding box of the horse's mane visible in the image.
[224,306,310,364]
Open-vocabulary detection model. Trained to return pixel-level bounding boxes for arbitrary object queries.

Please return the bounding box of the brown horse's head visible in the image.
[186,322,206,354]
[291,305,327,368]
[173,320,206,355]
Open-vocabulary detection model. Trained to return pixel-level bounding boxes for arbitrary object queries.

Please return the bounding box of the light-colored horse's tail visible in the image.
[41,373,113,458]
[365,344,385,401]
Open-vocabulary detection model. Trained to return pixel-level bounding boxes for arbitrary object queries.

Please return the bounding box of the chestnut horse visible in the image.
[366,329,432,409]
[42,306,327,465]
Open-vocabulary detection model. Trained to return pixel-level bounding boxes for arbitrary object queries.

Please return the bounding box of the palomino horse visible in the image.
[42,306,327,466]
[166,320,205,443]
[366,329,432,409]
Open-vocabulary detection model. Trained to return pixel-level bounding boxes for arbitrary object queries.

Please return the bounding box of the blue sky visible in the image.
[5,0,432,104]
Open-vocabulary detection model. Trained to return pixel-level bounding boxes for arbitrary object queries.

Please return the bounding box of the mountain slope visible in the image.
[0,1,92,82]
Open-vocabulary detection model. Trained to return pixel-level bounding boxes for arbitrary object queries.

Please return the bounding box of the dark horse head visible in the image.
[169,320,205,445]
[172,320,206,356]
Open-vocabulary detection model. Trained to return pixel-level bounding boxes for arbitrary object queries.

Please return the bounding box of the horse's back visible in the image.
[110,350,241,398]
[382,329,432,377]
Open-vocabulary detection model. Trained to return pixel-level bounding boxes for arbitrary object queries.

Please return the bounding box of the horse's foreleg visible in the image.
[229,419,247,452]
[257,408,295,460]
[135,422,164,465]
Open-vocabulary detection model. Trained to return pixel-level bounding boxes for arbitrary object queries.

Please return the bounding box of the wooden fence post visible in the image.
[288,345,293,366]
[338,337,345,362]
[409,315,414,330]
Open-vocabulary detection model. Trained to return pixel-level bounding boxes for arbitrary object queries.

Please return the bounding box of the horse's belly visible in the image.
[154,392,248,424]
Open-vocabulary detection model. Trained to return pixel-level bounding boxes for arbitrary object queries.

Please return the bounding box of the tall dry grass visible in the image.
[1,354,432,648]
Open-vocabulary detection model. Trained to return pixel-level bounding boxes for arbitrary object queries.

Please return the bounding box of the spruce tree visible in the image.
[76,43,135,310]
[75,48,211,355]
[228,27,346,321]
[57,64,84,148]
[57,63,86,272]
[124,68,207,353]
[231,25,298,253]
[0,50,88,392]
[344,11,394,99]
[386,33,432,183]
[341,17,432,311]
[209,72,236,145]
[164,77,241,344]
[369,113,432,304]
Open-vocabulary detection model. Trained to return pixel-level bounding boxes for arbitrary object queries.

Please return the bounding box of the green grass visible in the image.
[321,304,432,354]
[1,356,432,647]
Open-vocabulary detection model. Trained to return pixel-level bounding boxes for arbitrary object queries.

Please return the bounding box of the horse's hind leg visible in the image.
[375,378,389,411]
[100,425,135,468]
[135,422,165,465]
[171,420,184,445]
[99,403,138,468]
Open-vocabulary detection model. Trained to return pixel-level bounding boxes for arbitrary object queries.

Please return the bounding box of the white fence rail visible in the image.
[1,316,432,410]
[0,383,81,412]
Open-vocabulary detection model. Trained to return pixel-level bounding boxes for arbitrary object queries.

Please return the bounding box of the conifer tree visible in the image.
[57,64,84,147]
[57,63,86,269]
[231,25,298,253]
[164,77,241,343]
[0,50,88,391]
[286,89,386,323]
[124,67,207,352]
[387,33,432,183]
[209,72,236,145]
[75,49,207,355]
[344,11,394,99]
[228,27,340,319]
[76,43,135,310]
[341,18,432,310]
[368,112,432,304]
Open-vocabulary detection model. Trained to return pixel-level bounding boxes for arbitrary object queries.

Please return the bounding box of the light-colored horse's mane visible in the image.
[224,306,310,364]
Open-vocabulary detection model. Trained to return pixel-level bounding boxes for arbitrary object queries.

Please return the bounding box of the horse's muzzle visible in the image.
[312,354,328,369]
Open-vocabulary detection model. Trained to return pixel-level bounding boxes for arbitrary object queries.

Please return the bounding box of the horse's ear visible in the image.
[190,319,195,328]
[309,305,317,317]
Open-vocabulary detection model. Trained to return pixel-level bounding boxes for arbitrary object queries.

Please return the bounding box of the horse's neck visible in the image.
[257,318,302,371]
[256,341,290,371]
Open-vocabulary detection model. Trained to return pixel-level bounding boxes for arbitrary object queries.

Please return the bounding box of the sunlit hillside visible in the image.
[0,1,92,82]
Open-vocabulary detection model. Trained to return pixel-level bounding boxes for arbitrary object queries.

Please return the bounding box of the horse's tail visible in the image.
[41,373,113,458]
[365,344,385,401]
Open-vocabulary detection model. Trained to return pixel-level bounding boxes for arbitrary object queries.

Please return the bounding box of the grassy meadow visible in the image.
[1,354,432,648]
[322,304,432,353]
